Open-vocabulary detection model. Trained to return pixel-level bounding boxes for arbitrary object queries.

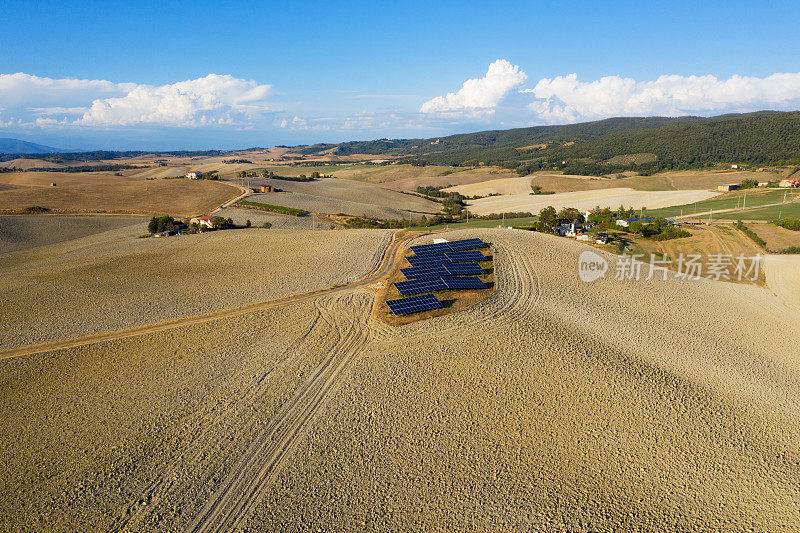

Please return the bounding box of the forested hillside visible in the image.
[299,111,800,175]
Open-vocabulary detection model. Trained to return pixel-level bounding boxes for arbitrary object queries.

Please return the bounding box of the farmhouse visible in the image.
[190,214,216,229]
[555,219,582,237]
[779,179,800,188]
[186,171,202,179]
[584,208,609,220]
[718,183,740,192]
[616,217,655,227]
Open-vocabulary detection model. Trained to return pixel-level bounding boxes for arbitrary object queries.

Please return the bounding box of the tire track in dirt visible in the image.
[187,293,372,532]
[116,308,327,532]
[375,234,542,351]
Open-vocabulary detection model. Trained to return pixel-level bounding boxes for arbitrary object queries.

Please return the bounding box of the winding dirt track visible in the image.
[187,295,373,532]
[0,231,418,363]
[1,228,539,531]
[180,235,541,532]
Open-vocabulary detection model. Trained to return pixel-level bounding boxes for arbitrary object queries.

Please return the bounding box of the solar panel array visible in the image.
[401,265,449,279]
[443,263,484,275]
[406,254,449,267]
[388,238,491,315]
[406,250,487,267]
[394,277,447,295]
[401,263,485,279]
[441,276,487,290]
[393,276,487,296]
[410,238,488,255]
[445,250,487,263]
[386,294,443,315]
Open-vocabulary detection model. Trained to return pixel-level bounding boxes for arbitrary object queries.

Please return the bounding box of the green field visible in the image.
[714,202,800,221]
[410,216,537,231]
[236,200,308,217]
[644,188,800,219]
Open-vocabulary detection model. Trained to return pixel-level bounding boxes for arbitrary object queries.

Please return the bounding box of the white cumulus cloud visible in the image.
[420,59,527,114]
[526,72,800,123]
[0,72,274,128]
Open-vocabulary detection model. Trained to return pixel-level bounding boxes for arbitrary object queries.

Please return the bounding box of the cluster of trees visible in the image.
[343,216,417,229]
[238,169,317,182]
[24,164,144,173]
[148,216,176,234]
[345,213,467,229]
[536,207,585,233]
[734,221,767,247]
[238,200,308,216]
[775,217,800,231]
[530,184,555,195]
[626,218,690,240]
[222,159,252,164]
[414,186,466,216]
[0,149,230,164]
[22,205,50,213]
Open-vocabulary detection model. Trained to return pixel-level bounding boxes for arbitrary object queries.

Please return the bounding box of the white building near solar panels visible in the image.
[433,238,449,244]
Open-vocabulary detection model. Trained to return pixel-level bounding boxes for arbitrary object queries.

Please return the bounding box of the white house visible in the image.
[186,171,202,179]
[190,214,215,228]
[556,219,581,237]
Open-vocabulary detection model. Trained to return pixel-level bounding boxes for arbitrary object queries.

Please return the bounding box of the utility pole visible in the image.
[743,191,747,209]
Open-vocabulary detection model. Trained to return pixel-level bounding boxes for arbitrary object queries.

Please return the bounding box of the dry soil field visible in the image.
[626,223,766,281]
[244,177,441,219]
[466,187,719,216]
[0,215,144,254]
[0,170,240,217]
[446,170,777,197]
[0,227,391,350]
[748,223,800,251]
[330,164,518,191]
[3,228,800,530]
[764,254,800,315]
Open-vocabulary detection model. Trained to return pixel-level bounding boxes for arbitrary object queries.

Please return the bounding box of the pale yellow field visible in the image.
[446,170,781,197]
[749,223,800,250]
[764,254,800,315]
[466,187,720,215]
[3,228,800,530]
[0,172,239,216]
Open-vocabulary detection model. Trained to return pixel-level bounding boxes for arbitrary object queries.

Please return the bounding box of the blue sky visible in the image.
[1,0,799,150]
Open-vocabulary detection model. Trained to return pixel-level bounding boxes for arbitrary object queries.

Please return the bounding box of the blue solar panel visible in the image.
[401,266,449,279]
[386,294,443,315]
[410,238,489,255]
[406,254,450,267]
[410,242,450,255]
[448,238,488,251]
[445,251,487,263]
[394,278,448,295]
[441,276,487,289]
[443,263,485,275]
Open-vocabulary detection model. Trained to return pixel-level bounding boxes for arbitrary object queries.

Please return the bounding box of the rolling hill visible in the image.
[0,138,63,154]
[297,111,800,175]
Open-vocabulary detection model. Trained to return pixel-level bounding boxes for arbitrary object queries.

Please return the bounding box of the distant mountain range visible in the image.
[0,138,64,154]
